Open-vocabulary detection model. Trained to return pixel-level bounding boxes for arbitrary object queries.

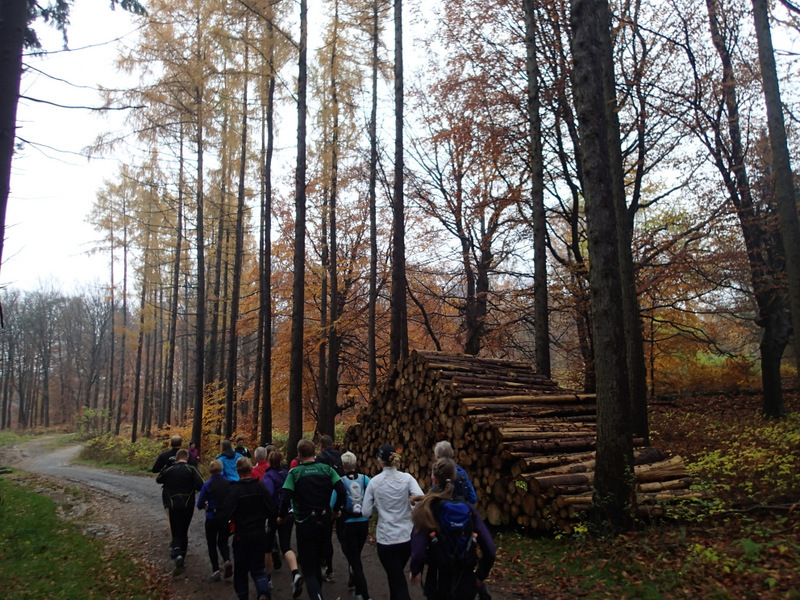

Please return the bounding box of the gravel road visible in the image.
[2,436,510,600]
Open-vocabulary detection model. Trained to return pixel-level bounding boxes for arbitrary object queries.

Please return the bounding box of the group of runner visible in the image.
[153,434,495,600]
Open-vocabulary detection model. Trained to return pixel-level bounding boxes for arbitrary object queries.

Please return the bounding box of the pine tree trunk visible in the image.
[390,0,408,365]
[131,278,147,444]
[288,0,309,457]
[258,27,277,446]
[322,2,342,437]
[368,0,380,394]
[191,83,207,452]
[164,129,184,427]
[226,53,250,438]
[115,204,130,436]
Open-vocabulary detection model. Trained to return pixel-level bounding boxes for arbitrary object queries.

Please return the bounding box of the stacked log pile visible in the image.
[345,350,703,533]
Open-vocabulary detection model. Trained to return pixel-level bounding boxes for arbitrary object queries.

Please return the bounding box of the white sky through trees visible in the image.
[2,0,430,294]
[4,0,139,293]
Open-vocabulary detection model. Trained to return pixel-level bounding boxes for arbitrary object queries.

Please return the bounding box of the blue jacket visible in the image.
[197,473,230,520]
[216,449,244,481]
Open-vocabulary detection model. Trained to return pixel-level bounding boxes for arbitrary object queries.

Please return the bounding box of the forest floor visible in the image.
[1,391,799,599]
[487,391,800,599]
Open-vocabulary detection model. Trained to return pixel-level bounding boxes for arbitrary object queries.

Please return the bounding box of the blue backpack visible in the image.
[429,499,478,570]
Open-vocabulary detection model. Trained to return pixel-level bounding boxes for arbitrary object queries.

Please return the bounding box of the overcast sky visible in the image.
[1,0,430,296]
[3,0,143,294]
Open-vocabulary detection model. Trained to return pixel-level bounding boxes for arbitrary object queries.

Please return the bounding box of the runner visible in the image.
[279,438,346,600]
[156,448,204,575]
[362,443,423,600]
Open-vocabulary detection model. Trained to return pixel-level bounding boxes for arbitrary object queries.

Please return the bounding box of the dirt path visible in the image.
[2,436,511,600]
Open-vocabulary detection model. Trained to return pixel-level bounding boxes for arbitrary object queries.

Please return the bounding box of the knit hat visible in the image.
[377,444,395,463]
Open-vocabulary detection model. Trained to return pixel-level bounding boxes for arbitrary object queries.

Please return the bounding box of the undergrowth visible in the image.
[489,394,800,599]
[79,433,164,473]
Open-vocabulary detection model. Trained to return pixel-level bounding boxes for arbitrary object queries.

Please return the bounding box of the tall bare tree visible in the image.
[570,0,635,533]
[390,0,408,364]
[225,45,250,438]
[288,0,309,455]
[523,0,551,378]
[751,0,800,412]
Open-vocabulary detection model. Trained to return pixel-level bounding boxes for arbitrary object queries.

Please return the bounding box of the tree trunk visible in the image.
[154,286,165,429]
[751,0,800,413]
[523,0,551,379]
[0,0,26,277]
[318,182,329,434]
[164,129,184,427]
[191,83,207,453]
[706,0,787,419]
[131,279,147,444]
[390,0,408,365]
[258,26,276,446]
[288,0,309,457]
[570,0,635,533]
[761,309,790,416]
[601,5,649,443]
[226,50,249,439]
[368,0,380,394]
[107,239,116,433]
[143,326,153,436]
[323,1,342,437]
[115,201,130,436]
[208,175,227,389]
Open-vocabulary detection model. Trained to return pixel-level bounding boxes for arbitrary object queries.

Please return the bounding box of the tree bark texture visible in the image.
[258,38,276,445]
[191,83,207,452]
[390,0,409,365]
[523,0,551,380]
[706,0,787,419]
[570,0,635,533]
[752,0,799,418]
[0,0,26,278]
[288,0,309,457]
[225,59,249,438]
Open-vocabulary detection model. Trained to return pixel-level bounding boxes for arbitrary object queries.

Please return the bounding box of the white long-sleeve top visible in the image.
[362,466,423,545]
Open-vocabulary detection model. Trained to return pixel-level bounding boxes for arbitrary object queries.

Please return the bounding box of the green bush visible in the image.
[79,434,162,472]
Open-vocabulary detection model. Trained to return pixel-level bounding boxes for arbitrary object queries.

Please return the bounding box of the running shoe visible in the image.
[211,570,221,582]
[224,561,233,579]
[291,572,304,599]
[173,555,185,576]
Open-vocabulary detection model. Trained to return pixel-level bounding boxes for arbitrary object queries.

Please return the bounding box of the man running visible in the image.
[279,438,346,600]
[156,448,204,575]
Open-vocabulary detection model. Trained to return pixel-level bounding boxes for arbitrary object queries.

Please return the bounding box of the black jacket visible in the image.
[221,476,275,538]
[152,447,198,473]
[156,461,204,510]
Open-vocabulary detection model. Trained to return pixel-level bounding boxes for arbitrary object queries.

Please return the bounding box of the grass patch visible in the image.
[0,475,160,599]
[0,430,35,447]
